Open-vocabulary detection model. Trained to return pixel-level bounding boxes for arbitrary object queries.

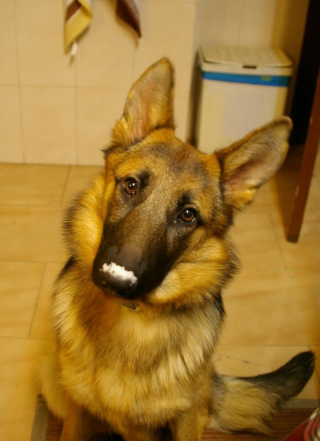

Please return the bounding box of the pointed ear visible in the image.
[111,58,175,148]
[216,117,292,211]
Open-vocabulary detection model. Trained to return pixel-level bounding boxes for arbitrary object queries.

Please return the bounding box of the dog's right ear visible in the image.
[110,58,175,149]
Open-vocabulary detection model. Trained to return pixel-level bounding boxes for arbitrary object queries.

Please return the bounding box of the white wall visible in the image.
[192,0,309,121]
[0,0,310,164]
[0,0,196,165]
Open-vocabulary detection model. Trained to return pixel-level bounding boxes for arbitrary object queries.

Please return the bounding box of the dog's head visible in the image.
[69,59,292,306]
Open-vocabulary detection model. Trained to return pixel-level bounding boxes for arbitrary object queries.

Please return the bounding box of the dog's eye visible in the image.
[179,208,197,223]
[123,178,138,195]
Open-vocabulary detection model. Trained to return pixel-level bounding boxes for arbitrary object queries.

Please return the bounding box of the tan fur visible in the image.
[40,59,312,441]
[209,377,279,434]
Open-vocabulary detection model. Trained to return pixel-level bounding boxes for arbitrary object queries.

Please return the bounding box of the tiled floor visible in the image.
[0,151,320,441]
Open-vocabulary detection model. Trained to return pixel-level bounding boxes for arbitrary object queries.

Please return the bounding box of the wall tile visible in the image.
[75,0,135,88]
[193,0,225,51]
[76,87,129,165]
[0,86,23,163]
[20,86,76,164]
[222,0,245,46]
[174,92,189,142]
[239,0,277,47]
[134,2,196,93]
[0,1,19,85]
[16,0,74,86]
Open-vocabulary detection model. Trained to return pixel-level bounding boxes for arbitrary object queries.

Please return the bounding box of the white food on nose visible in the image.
[101,262,137,285]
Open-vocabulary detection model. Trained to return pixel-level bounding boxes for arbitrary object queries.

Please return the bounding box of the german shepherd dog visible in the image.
[40,59,315,441]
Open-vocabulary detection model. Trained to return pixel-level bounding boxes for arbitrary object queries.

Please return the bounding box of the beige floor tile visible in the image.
[0,337,51,441]
[230,213,286,269]
[221,269,320,346]
[273,217,320,270]
[245,180,278,214]
[30,263,62,339]
[214,345,319,400]
[245,164,301,217]
[311,346,320,378]
[315,149,320,176]
[246,145,307,219]
[0,262,44,338]
[271,179,320,270]
[62,165,102,205]
[310,346,320,401]
[0,164,69,205]
[291,175,320,222]
[0,205,66,262]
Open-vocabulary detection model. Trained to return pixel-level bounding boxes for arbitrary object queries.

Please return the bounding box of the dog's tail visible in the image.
[210,351,315,433]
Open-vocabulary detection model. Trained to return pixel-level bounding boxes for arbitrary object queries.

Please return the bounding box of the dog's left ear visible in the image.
[216,117,292,211]
[111,58,174,148]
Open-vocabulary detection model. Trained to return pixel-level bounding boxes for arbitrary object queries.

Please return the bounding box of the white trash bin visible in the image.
[195,46,293,153]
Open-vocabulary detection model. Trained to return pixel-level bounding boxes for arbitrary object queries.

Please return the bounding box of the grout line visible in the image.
[0,335,53,341]
[269,212,289,270]
[28,263,47,338]
[59,166,72,206]
[215,352,276,370]
[74,87,79,165]
[0,83,189,97]
[217,344,317,347]
[0,259,65,265]
[234,267,310,271]
[308,345,320,395]
[0,202,66,209]
[10,84,132,91]
[0,202,63,207]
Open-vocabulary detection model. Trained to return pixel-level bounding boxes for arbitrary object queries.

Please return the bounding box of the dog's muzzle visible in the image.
[92,260,139,298]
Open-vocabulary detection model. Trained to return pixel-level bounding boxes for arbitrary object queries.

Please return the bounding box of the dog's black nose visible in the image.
[93,262,138,298]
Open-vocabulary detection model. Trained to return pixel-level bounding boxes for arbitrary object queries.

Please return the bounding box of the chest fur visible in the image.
[54,282,221,425]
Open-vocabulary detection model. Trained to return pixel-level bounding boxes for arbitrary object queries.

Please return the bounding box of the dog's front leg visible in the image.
[60,394,87,441]
[170,408,207,441]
